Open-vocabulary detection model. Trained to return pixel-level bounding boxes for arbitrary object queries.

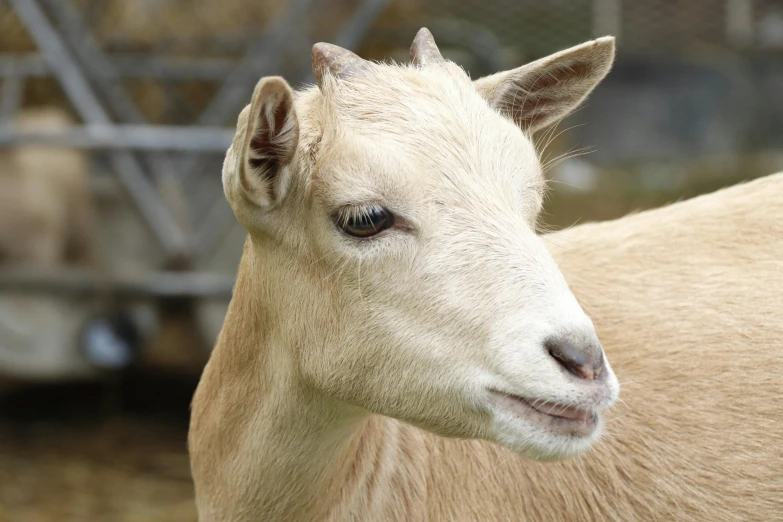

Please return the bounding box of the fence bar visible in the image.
[0,54,48,77]
[0,269,234,299]
[0,76,24,121]
[0,54,253,80]
[0,124,235,151]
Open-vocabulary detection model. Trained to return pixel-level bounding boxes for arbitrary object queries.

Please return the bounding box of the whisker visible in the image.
[545,178,588,191]
[538,122,590,162]
[542,147,595,174]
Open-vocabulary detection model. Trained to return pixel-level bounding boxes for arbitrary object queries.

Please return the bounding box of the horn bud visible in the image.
[311,42,371,89]
[410,27,443,67]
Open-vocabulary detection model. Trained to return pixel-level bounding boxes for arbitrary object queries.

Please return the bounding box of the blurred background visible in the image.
[0,0,781,520]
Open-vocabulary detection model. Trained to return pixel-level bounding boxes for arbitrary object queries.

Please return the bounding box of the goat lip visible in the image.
[488,390,598,436]
[526,400,595,422]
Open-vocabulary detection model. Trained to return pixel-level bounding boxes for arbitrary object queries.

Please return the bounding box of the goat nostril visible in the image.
[545,339,604,381]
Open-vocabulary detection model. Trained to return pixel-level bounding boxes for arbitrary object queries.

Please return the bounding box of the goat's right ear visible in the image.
[236,76,299,209]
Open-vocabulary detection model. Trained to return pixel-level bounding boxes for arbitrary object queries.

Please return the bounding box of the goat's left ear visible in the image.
[474,37,615,134]
[238,76,299,209]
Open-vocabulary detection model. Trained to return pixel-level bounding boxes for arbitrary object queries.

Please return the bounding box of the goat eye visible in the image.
[335,206,394,238]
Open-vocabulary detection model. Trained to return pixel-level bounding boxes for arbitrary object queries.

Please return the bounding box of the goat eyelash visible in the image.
[332,204,383,227]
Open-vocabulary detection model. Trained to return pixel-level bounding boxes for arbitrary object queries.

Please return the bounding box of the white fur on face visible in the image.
[225,59,618,461]
[483,271,621,459]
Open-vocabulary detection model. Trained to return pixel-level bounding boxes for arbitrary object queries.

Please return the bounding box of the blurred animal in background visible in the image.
[0,107,93,268]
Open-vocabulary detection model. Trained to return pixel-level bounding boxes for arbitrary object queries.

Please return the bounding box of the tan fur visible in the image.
[0,107,97,381]
[0,107,93,267]
[189,33,781,521]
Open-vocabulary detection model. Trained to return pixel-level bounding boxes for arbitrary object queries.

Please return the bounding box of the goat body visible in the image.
[191,174,783,521]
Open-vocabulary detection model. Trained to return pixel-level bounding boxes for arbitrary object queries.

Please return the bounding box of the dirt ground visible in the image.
[0,372,201,522]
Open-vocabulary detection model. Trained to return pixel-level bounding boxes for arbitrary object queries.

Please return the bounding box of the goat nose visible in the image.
[545,338,604,380]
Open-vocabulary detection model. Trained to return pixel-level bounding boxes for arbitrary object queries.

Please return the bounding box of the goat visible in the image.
[189,29,781,521]
[0,107,93,267]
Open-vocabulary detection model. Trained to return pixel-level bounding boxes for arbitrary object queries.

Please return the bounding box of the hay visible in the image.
[0,417,197,522]
[0,374,201,522]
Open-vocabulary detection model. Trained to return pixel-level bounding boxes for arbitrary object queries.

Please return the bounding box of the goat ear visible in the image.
[238,76,299,208]
[473,37,615,134]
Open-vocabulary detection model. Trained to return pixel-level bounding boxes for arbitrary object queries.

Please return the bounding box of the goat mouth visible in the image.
[488,390,598,437]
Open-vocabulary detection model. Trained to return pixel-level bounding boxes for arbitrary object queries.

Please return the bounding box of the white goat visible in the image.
[189,29,781,521]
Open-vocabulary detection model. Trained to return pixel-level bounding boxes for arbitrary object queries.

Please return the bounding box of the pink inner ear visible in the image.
[248,125,278,180]
[502,59,597,131]
[248,96,296,175]
[533,60,593,90]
